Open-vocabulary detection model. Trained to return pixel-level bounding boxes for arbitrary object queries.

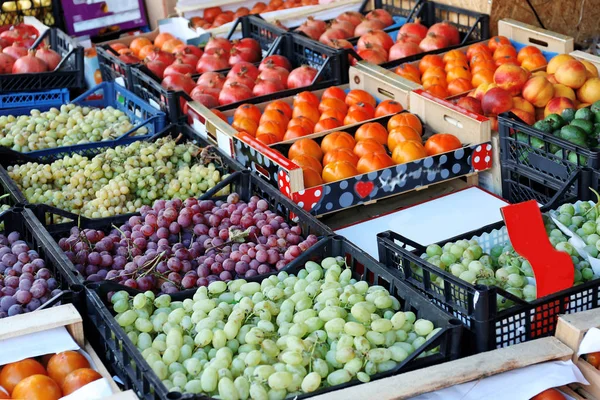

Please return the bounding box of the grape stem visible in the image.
[204,227,252,254]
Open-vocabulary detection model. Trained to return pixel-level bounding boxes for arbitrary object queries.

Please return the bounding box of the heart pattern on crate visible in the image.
[355,181,374,198]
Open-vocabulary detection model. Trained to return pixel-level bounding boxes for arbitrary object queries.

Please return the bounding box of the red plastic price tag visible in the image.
[501,200,573,298]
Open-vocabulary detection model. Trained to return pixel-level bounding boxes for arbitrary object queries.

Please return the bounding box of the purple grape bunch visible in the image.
[0,231,61,318]
[58,194,319,294]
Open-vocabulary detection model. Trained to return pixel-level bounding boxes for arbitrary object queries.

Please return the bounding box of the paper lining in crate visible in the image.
[0,303,126,399]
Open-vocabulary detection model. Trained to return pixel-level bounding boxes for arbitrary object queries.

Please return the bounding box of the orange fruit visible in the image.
[47,352,90,388]
[0,359,47,394]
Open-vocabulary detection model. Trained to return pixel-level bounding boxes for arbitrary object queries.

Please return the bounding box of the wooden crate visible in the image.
[308,337,572,400]
[0,304,122,396]
[556,310,600,399]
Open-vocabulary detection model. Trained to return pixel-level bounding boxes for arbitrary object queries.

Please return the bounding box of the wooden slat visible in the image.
[309,337,573,400]
[571,51,600,73]
[84,341,121,394]
[498,19,574,54]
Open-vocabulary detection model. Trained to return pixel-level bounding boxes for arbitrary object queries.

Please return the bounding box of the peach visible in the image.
[577,77,600,103]
[544,97,576,117]
[481,87,513,116]
[546,74,558,84]
[555,60,588,89]
[512,96,535,115]
[472,82,495,101]
[510,108,535,125]
[456,96,484,115]
[522,76,554,107]
[581,59,599,78]
[553,83,576,101]
[532,70,547,78]
[546,54,574,74]
[493,64,530,95]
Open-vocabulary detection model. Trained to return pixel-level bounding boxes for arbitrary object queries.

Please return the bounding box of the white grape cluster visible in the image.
[0,104,149,152]
[110,257,441,400]
[7,137,228,218]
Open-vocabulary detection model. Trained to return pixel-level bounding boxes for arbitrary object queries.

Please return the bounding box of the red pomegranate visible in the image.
[258,62,289,83]
[35,45,61,70]
[145,49,175,66]
[287,65,318,89]
[252,78,285,96]
[357,45,388,65]
[354,20,386,37]
[174,44,203,58]
[399,19,428,40]
[13,50,48,73]
[161,73,196,94]
[428,22,460,46]
[0,53,15,74]
[260,55,292,71]
[388,41,422,61]
[204,37,233,53]
[3,43,27,60]
[196,71,226,88]
[196,50,229,73]
[226,70,256,89]
[336,11,364,27]
[227,62,259,80]
[365,9,394,27]
[163,58,195,77]
[357,30,394,52]
[218,81,253,105]
[229,47,259,64]
[419,33,449,52]
[146,60,167,79]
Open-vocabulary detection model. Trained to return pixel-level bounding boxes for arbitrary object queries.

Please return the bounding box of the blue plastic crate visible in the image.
[0,82,167,161]
[0,88,70,112]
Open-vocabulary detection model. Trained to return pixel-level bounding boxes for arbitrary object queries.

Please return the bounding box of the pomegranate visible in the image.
[233,38,261,55]
[258,61,290,83]
[226,70,256,89]
[196,71,226,88]
[330,20,355,37]
[252,78,285,96]
[0,38,10,48]
[227,62,259,80]
[145,60,167,79]
[388,41,422,61]
[145,49,175,66]
[193,82,220,98]
[354,20,386,37]
[304,17,327,33]
[328,39,354,50]
[118,51,140,64]
[0,29,26,45]
[0,53,15,74]
[260,55,292,71]
[336,11,363,27]
[296,24,322,40]
[365,9,394,27]
[196,50,229,73]
[357,30,394,52]
[396,33,422,45]
[191,92,219,108]
[3,43,27,60]
[428,22,460,46]
[35,45,61,70]
[15,38,35,48]
[204,37,233,53]
[219,81,253,105]
[14,23,38,38]
[319,28,349,44]
[164,58,195,77]
[161,74,196,94]
[13,50,48,73]
[287,65,318,89]
[357,45,388,65]
[399,19,428,40]
[419,33,449,52]
[173,44,203,58]
[229,47,259,64]
[173,48,199,66]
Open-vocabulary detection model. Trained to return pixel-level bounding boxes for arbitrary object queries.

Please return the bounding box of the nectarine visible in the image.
[555,60,588,89]
[577,77,600,104]
[493,64,530,95]
[512,97,535,115]
[481,87,513,116]
[544,97,576,117]
[522,76,554,107]
[546,54,574,74]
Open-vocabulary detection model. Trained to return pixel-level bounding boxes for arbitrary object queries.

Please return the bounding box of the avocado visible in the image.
[591,100,600,113]
[570,119,594,136]
[594,111,600,124]
[544,114,565,130]
[562,108,576,123]
[575,107,594,121]
[560,125,588,147]
[533,120,553,134]
[568,151,587,165]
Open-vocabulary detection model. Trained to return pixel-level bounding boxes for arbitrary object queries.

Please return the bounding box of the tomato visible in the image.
[355,122,388,145]
[531,388,566,400]
[291,154,322,173]
[322,160,358,183]
[387,113,423,135]
[424,133,462,156]
[587,352,600,368]
[292,103,320,124]
[314,118,342,133]
[321,87,347,102]
[47,352,90,388]
[345,89,376,108]
[294,91,319,108]
[283,126,309,141]
[256,133,279,145]
[375,100,403,117]
[321,131,356,153]
[234,104,262,123]
[318,97,348,114]
[387,126,422,151]
[12,374,61,400]
[323,148,359,166]
[0,359,47,394]
[256,121,285,140]
[260,109,289,127]
[288,116,315,133]
[357,152,394,173]
[392,140,427,164]
[265,100,293,119]
[289,138,323,161]
[418,54,444,74]
[343,109,371,125]
[153,32,175,49]
[353,139,386,158]
[488,35,511,52]
[62,368,102,395]
[302,166,324,188]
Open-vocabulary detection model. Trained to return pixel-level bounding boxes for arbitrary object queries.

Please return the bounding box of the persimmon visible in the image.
[442,50,467,64]
[323,148,359,166]
[294,91,320,108]
[471,69,495,87]
[256,133,279,145]
[392,140,427,164]
[375,100,403,117]
[291,154,323,173]
[256,121,285,140]
[488,35,511,52]
[394,63,421,82]
[422,77,447,90]
[470,51,494,65]
[61,368,102,395]
[234,103,261,123]
[314,118,342,133]
[447,78,473,96]
[232,118,258,136]
[387,126,422,151]
[493,44,517,61]
[343,109,371,125]
[357,152,394,173]
[471,59,497,74]
[466,43,491,61]
[531,389,567,400]
[321,86,347,101]
[387,113,423,135]
[495,56,519,67]
[260,109,289,127]
[421,66,446,81]
[129,37,152,56]
[161,38,183,53]
[288,116,315,133]
[283,126,309,141]
[318,97,348,114]
[424,133,462,155]
[292,103,320,124]
[345,89,376,108]
[289,138,323,161]
[0,359,47,394]
[321,131,356,153]
[349,102,375,118]
[355,122,388,145]
[418,54,444,74]
[322,160,359,183]
[517,45,542,64]
[47,351,90,388]
[302,166,324,187]
[12,375,61,400]
[0,388,8,399]
[319,108,346,123]
[587,352,600,368]
[265,100,292,119]
[154,32,175,49]
[444,59,469,73]
[426,84,450,98]
[353,139,386,158]
[447,66,472,82]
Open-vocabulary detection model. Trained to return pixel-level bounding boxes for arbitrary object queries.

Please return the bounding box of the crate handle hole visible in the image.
[377,88,395,99]
[528,38,549,48]
[443,114,463,129]
[254,164,271,180]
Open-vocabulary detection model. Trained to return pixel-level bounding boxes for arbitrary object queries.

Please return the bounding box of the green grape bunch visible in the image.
[7,137,229,218]
[110,258,442,399]
[0,104,149,153]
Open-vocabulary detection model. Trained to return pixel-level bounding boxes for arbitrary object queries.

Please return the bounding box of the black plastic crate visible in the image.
[376,168,600,353]
[0,0,63,28]
[499,111,600,200]
[36,169,331,289]
[0,165,20,209]
[0,26,83,92]
[501,163,574,205]
[83,235,462,400]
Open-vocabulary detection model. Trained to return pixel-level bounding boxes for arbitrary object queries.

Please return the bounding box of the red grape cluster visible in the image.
[58,194,319,293]
[0,232,61,318]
